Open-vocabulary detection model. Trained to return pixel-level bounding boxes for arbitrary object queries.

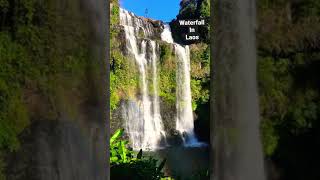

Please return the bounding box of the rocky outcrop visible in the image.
[119,10,164,40]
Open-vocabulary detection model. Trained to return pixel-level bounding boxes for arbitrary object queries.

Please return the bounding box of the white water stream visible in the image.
[120,8,165,150]
[161,25,201,146]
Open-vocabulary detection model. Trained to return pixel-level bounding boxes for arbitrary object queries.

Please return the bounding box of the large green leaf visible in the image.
[110,156,118,163]
[120,140,127,163]
[110,128,124,144]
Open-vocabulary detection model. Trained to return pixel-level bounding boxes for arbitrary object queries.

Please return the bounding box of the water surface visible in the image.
[148,147,210,179]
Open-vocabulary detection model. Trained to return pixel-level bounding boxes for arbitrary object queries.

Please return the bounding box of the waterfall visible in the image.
[174,45,199,145]
[161,24,174,43]
[119,8,203,149]
[161,25,201,146]
[150,41,167,144]
[119,8,165,150]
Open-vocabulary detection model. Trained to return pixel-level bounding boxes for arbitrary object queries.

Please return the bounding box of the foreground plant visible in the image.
[110,129,168,180]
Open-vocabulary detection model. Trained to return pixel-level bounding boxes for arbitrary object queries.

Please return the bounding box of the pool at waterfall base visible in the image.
[144,146,210,179]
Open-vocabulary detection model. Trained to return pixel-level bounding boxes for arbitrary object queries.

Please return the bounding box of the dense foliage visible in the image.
[257,0,320,179]
[110,1,140,112]
[170,0,210,44]
[0,0,103,178]
[158,42,177,104]
[110,129,168,180]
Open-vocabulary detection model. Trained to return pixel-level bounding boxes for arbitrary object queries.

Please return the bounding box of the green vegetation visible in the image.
[189,43,210,110]
[158,43,176,104]
[110,51,139,111]
[256,0,320,179]
[158,42,210,111]
[0,0,104,178]
[0,33,30,153]
[178,0,210,19]
[170,0,210,44]
[110,129,168,180]
[110,1,140,111]
[110,129,208,179]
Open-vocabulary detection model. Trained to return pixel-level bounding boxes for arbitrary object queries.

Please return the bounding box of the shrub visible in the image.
[110,129,168,180]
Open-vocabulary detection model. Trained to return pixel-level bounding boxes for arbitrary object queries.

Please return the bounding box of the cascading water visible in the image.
[174,45,199,145]
[120,8,165,150]
[150,41,167,144]
[161,25,201,146]
[120,8,202,149]
[161,24,174,44]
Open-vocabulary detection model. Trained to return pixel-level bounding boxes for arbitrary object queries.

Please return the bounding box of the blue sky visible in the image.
[120,0,181,22]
